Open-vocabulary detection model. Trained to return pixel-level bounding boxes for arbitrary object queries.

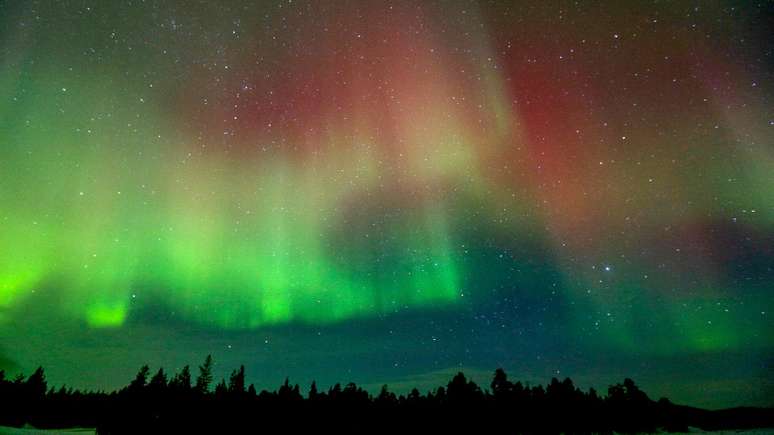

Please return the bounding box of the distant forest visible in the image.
[1,355,772,434]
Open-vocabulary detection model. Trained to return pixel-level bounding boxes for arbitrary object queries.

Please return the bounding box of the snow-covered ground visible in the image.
[9,427,770,435]
[0,426,94,435]
[683,430,774,434]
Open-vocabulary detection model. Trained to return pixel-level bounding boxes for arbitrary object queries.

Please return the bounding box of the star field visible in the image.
[0,0,772,409]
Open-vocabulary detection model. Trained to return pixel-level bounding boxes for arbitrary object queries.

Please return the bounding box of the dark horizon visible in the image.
[5,357,774,411]
[2,349,772,412]
[2,358,773,433]
[4,310,772,410]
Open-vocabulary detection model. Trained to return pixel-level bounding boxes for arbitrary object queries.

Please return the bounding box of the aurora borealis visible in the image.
[0,0,772,409]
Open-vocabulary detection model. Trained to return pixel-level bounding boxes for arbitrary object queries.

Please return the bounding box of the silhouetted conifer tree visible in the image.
[228,365,245,394]
[195,355,213,393]
[377,384,397,406]
[447,372,482,403]
[148,368,168,391]
[127,365,150,394]
[214,378,227,397]
[0,358,770,433]
[25,367,47,399]
[491,368,512,399]
[170,365,192,392]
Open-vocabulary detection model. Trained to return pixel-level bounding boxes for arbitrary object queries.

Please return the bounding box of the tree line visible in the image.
[0,355,771,433]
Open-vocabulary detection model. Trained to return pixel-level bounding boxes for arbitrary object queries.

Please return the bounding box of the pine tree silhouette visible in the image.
[0,360,770,433]
[195,355,213,394]
[228,365,245,395]
[127,365,150,394]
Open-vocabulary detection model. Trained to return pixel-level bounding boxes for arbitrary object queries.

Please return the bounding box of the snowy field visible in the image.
[0,426,94,435]
[0,425,772,434]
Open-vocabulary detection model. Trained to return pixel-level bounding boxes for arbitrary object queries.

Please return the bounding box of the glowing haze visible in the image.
[0,1,771,408]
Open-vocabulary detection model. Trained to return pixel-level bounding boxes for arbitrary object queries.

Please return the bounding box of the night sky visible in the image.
[1,0,772,409]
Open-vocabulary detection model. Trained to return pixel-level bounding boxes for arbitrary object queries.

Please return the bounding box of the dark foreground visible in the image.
[1,357,772,434]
